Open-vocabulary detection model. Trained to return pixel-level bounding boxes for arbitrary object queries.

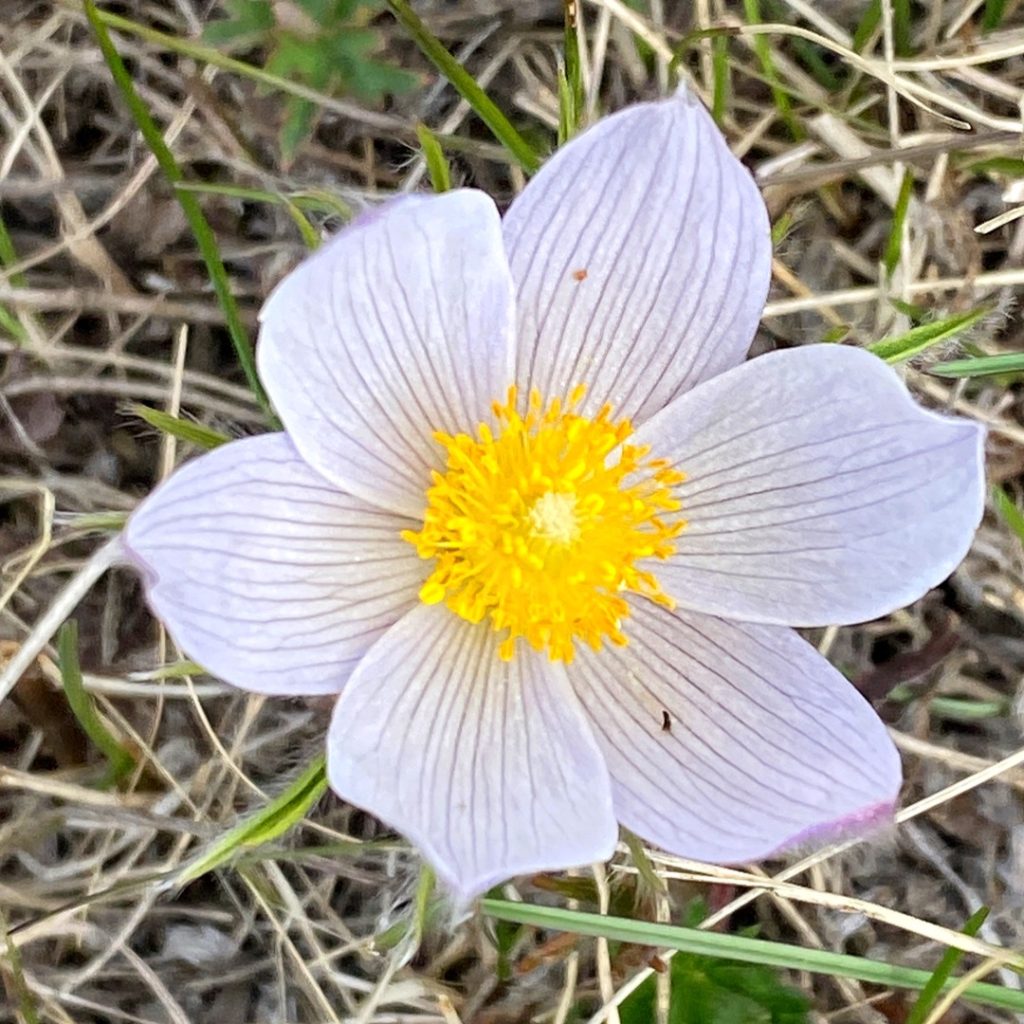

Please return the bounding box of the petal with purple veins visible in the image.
[635,344,985,626]
[503,88,771,425]
[258,191,517,518]
[569,597,901,863]
[123,433,424,695]
[326,603,618,900]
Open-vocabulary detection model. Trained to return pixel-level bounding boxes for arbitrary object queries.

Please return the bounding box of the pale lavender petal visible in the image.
[503,87,770,424]
[570,598,901,863]
[635,345,985,626]
[327,603,617,899]
[123,434,424,695]
[258,191,516,517]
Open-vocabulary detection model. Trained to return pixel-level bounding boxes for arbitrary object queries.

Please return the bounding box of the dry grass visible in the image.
[2,1,1024,1022]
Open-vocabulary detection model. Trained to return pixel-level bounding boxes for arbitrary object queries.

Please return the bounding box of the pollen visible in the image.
[402,386,686,662]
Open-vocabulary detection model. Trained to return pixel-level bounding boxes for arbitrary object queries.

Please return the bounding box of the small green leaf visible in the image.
[770,209,796,248]
[884,168,915,278]
[867,306,989,364]
[993,485,1024,545]
[280,96,318,163]
[931,352,1024,378]
[204,0,416,160]
[492,916,524,983]
[203,0,275,47]
[620,899,810,1024]
[58,621,135,787]
[906,907,990,1024]
[888,298,928,321]
[416,122,452,193]
[132,406,231,450]
[177,754,328,885]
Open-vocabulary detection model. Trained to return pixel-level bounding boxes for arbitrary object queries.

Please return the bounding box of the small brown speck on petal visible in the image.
[572,268,588,282]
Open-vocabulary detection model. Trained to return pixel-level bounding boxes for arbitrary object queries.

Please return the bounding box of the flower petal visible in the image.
[503,88,770,424]
[326,603,618,899]
[636,345,985,626]
[123,433,424,695]
[570,598,901,863]
[258,191,516,517]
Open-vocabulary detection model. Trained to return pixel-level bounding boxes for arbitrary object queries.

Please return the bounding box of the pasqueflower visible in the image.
[124,90,985,899]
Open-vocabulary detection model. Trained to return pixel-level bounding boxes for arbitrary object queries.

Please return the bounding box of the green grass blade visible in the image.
[993,485,1024,545]
[884,168,914,278]
[1,911,40,1024]
[892,0,912,56]
[411,866,435,945]
[557,65,574,148]
[742,0,803,140]
[480,901,1024,1014]
[982,0,1008,31]
[282,200,321,250]
[623,830,667,897]
[867,306,989,364]
[58,620,135,786]
[931,352,1024,378]
[177,754,328,885]
[0,304,27,344]
[84,1,274,422]
[63,511,129,533]
[383,0,541,173]
[175,181,352,218]
[416,123,452,192]
[561,0,583,141]
[789,34,842,92]
[964,156,1024,177]
[852,0,882,52]
[0,212,26,287]
[905,907,989,1024]
[132,405,231,450]
[711,34,730,125]
[0,211,30,343]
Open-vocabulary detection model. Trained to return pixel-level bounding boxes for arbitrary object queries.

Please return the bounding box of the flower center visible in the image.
[528,491,580,545]
[403,386,686,662]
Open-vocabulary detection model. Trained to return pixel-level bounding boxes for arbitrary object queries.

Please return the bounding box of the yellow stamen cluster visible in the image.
[403,386,686,662]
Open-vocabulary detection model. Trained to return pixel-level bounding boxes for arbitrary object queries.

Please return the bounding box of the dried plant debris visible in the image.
[3,1,1024,1023]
